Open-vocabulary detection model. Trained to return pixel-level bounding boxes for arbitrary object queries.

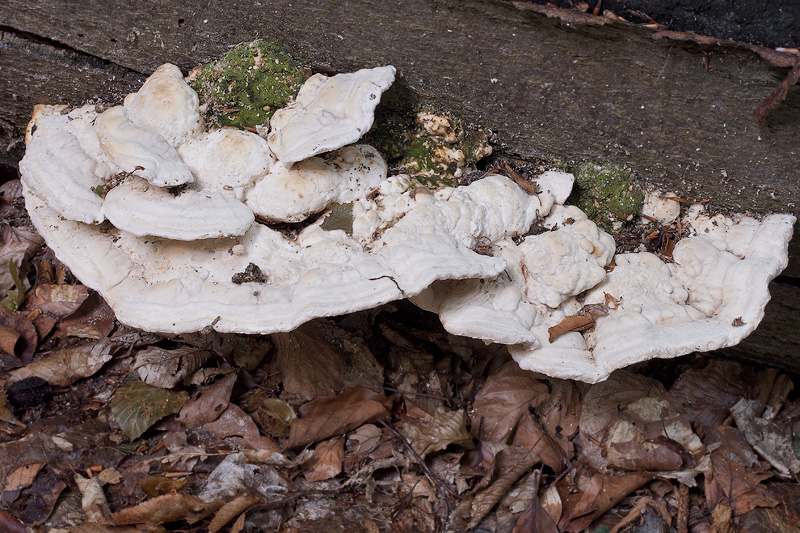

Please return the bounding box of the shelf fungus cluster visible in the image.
[20,62,795,382]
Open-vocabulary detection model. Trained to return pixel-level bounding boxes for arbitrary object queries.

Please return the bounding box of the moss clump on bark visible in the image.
[569,162,644,231]
[365,109,492,189]
[188,40,306,130]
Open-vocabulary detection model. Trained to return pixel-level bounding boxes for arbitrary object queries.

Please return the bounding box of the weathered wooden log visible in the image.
[1,0,798,370]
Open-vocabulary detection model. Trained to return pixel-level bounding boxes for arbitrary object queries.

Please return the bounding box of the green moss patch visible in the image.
[188,40,306,130]
[568,162,644,230]
[365,109,492,189]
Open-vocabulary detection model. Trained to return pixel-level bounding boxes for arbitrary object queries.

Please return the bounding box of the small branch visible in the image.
[381,420,457,499]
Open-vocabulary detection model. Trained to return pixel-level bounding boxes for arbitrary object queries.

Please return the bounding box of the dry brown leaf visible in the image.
[512,413,568,472]
[453,444,541,530]
[471,361,551,443]
[135,346,212,389]
[239,391,297,437]
[398,408,472,459]
[738,506,800,533]
[0,324,20,355]
[231,512,246,533]
[557,469,653,532]
[177,373,237,428]
[208,495,260,533]
[0,433,66,484]
[541,484,563,526]
[303,436,345,482]
[766,482,800,524]
[75,471,116,524]
[9,338,115,386]
[1,463,43,492]
[670,360,751,429]
[0,226,43,292]
[12,465,69,526]
[580,371,704,475]
[202,404,261,440]
[26,283,89,319]
[111,493,223,525]
[111,381,190,441]
[288,386,392,449]
[512,483,559,533]
[730,398,800,476]
[273,324,345,401]
[705,426,780,517]
[140,477,187,498]
[57,292,116,339]
[607,438,684,471]
[535,379,582,459]
[0,307,37,363]
[347,424,383,456]
[0,510,26,533]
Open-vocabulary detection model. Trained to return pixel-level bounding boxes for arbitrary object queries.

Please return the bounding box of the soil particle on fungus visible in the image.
[231,262,267,284]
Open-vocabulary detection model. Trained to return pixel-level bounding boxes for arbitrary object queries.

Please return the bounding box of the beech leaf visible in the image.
[111,381,189,441]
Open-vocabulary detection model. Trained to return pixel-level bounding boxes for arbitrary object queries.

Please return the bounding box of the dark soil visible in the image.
[511,0,800,49]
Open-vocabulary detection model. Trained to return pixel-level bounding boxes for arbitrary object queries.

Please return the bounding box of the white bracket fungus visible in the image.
[267,66,396,165]
[19,59,795,383]
[245,144,387,222]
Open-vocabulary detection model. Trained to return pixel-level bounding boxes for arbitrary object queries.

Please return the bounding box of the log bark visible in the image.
[1,0,798,369]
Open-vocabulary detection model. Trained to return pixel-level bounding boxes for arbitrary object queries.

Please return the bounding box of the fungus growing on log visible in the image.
[19,58,795,382]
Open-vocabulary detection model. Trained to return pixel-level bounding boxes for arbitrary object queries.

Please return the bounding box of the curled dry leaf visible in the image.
[239,392,296,438]
[471,361,551,443]
[13,465,69,526]
[208,495,261,533]
[512,482,559,533]
[347,423,384,456]
[26,283,89,320]
[140,476,187,497]
[135,345,212,389]
[75,471,114,524]
[546,302,610,343]
[0,307,37,363]
[8,338,115,386]
[288,386,392,449]
[0,510,26,533]
[512,413,568,473]
[110,493,223,525]
[110,381,190,441]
